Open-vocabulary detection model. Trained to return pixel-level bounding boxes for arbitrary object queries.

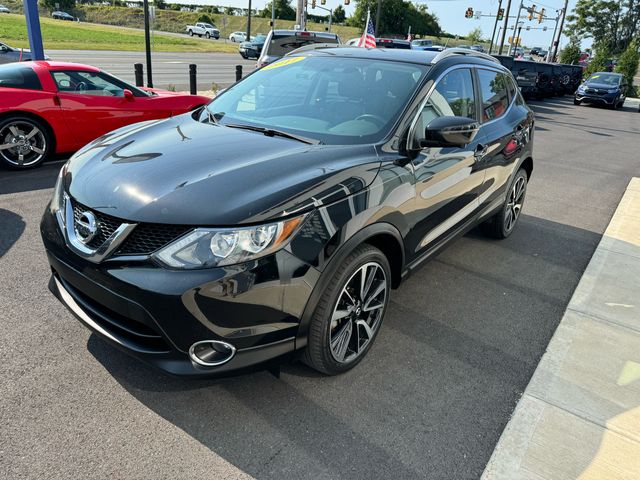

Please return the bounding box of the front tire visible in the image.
[573,98,581,105]
[303,244,391,375]
[0,115,52,169]
[205,32,210,39]
[481,168,528,239]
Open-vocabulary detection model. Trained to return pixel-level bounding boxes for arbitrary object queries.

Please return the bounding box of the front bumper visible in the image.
[41,209,319,377]
[575,92,618,105]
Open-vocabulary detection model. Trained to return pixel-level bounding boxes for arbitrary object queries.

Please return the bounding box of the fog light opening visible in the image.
[189,340,236,367]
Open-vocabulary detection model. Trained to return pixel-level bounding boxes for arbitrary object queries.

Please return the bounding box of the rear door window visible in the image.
[477,69,510,122]
[0,64,42,90]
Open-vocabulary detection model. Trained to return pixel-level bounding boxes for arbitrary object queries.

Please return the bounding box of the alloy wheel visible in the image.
[329,262,387,364]
[504,176,526,232]
[0,120,47,167]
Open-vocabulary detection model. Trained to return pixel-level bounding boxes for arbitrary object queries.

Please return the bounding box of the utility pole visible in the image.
[271,0,276,30]
[143,0,153,87]
[489,0,503,54]
[375,0,382,36]
[508,0,523,56]
[551,0,568,62]
[296,0,304,27]
[246,0,252,41]
[548,11,560,62]
[498,0,513,54]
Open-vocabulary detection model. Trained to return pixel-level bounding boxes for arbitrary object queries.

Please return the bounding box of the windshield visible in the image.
[266,34,339,56]
[587,73,621,85]
[203,24,215,29]
[203,56,427,145]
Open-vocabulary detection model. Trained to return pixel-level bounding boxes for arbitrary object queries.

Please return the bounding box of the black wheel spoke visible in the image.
[329,261,387,364]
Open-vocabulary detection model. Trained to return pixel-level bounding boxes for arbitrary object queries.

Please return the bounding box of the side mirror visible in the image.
[420,116,480,148]
[123,89,135,101]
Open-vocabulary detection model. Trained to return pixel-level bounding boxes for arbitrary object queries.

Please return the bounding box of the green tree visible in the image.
[332,5,346,24]
[585,41,612,75]
[559,36,582,64]
[348,0,441,37]
[42,0,75,11]
[467,27,483,43]
[566,0,640,54]
[154,0,166,9]
[615,39,640,96]
[259,0,296,20]
[225,6,236,16]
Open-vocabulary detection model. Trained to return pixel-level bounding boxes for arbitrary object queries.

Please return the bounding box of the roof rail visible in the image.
[285,43,346,56]
[432,48,500,65]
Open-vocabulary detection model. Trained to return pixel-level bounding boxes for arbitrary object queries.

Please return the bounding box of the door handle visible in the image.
[474,143,488,161]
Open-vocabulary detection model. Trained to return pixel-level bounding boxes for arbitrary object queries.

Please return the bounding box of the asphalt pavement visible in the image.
[1,99,639,479]
[48,49,257,91]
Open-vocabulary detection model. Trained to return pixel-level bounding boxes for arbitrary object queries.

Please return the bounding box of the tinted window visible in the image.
[0,64,42,90]
[51,70,148,97]
[266,33,339,56]
[204,56,427,145]
[586,73,621,85]
[414,68,476,144]
[477,69,509,122]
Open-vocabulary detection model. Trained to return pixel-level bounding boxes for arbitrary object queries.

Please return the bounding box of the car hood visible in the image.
[582,82,618,90]
[66,115,380,226]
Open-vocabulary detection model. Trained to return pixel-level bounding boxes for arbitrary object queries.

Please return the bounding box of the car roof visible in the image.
[291,47,502,68]
[590,71,622,76]
[272,29,339,38]
[32,61,101,72]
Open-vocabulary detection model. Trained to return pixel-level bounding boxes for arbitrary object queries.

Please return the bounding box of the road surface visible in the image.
[48,49,257,91]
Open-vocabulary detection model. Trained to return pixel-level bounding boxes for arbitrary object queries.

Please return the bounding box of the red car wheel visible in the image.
[0,116,52,170]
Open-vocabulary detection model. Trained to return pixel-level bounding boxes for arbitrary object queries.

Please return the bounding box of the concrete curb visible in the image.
[482,178,640,480]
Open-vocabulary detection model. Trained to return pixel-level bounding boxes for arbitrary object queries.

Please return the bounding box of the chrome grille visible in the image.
[71,200,122,249]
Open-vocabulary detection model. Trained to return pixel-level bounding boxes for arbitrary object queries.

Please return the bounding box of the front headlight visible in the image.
[153,214,308,269]
[49,162,68,215]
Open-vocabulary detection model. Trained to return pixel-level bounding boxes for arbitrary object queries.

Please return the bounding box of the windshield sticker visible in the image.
[262,56,306,70]
[591,75,600,79]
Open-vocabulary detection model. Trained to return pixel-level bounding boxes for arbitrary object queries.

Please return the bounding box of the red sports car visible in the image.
[0,61,211,169]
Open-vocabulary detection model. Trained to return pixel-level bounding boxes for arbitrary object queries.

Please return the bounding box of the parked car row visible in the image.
[493,56,584,99]
[1,42,51,64]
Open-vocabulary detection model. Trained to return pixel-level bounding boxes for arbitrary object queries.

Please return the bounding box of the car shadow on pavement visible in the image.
[0,209,26,258]
[87,213,601,480]
[0,161,63,195]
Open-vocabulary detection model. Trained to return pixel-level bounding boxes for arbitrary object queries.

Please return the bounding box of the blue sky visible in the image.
[176,0,583,49]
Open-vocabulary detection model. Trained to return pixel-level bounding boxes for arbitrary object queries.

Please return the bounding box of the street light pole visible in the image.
[489,0,502,54]
[551,0,568,62]
[508,0,523,56]
[246,0,252,41]
[498,0,513,54]
[271,0,276,29]
[143,0,153,87]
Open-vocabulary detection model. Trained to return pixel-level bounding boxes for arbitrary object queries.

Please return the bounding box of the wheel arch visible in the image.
[519,156,533,179]
[295,222,406,351]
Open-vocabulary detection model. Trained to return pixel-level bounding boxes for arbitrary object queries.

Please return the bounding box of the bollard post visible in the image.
[134,63,144,87]
[235,65,243,82]
[189,64,197,95]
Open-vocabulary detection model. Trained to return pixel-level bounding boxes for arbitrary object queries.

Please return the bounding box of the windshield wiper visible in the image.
[225,123,321,145]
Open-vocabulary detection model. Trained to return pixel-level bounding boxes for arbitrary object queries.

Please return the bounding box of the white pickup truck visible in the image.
[186,22,220,39]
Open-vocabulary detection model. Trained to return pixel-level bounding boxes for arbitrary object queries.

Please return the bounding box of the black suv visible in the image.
[41,48,534,377]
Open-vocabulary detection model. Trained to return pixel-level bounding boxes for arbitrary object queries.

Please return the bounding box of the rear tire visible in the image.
[0,115,52,170]
[205,32,210,39]
[481,168,528,239]
[303,244,391,375]
[188,30,193,36]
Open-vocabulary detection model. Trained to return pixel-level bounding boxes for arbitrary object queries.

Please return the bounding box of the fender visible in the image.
[294,222,405,351]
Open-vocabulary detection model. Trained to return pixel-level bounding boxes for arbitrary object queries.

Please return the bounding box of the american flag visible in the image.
[357,11,376,48]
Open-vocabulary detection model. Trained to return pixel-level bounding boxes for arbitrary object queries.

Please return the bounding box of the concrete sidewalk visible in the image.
[483,178,640,480]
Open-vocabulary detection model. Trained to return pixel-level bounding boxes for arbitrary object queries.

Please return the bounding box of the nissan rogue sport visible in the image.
[41,48,534,377]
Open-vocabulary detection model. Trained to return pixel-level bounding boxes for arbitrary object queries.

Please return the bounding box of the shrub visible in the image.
[615,39,640,97]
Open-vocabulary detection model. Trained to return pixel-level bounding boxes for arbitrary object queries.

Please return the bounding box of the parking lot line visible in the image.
[482,177,640,480]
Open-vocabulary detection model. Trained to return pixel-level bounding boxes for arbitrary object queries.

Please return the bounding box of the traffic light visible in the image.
[497,8,504,20]
[528,5,535,21]
[321,0,326,4]
[538,8,545,23]
[465,7,474,18]
[312,0,316,7]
